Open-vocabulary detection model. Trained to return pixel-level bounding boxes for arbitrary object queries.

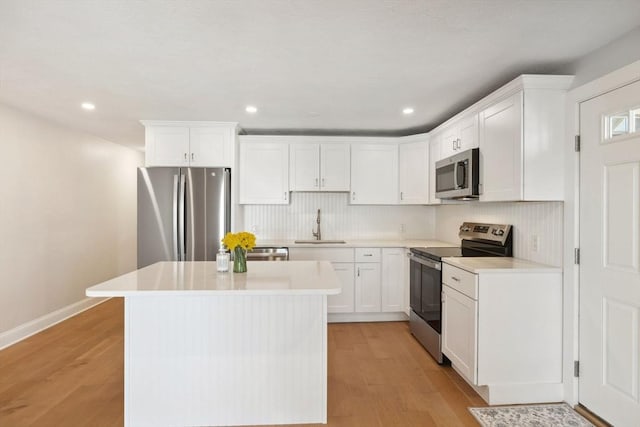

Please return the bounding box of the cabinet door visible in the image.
[145,126,190,167]
[239,142,290,204]
[320,144,350,191]
[189,127,232,167]
[289,143,320,191]
[458,113,479,151]
[328,263,355,313]
[354,263,381,312]
[381,248,405,312]
[439,125,458,159]
[399,140,429,204]
[350,144,398,204]
[442,285,478,384]
[479,92,523,201]
[429,136,442,205]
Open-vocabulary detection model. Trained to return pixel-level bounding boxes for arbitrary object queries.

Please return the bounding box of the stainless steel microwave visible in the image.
[435,148,480,199]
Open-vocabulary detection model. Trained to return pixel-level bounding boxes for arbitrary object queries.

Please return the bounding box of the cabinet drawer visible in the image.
[355,248,381,263]
[442,264,477,300]
[288,247,354,262]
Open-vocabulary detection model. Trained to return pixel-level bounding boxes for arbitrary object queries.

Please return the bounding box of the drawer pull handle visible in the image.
[451,276,460,281]
[363,254,373,257]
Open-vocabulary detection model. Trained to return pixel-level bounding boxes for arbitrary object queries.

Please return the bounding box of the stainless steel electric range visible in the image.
[408,222,513,363]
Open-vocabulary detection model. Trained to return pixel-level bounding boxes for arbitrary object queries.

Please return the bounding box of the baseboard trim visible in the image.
[328,312,408,323]
[0,297,108,350]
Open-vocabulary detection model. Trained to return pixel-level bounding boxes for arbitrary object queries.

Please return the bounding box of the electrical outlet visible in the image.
[400,224,406,233]
[531,235,539,252]
[251,224,258,234]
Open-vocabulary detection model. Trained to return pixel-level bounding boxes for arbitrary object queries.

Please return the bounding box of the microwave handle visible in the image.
[455,161,467,189]
[453,162,459,189]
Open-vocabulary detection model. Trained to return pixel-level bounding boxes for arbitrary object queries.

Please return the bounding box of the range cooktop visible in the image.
[410,246,462,261]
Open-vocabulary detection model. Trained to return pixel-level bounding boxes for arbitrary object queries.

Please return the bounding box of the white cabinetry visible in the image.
[239,139,289,204]
[428,133,442,205]
[142,121,236,167]
[350,143,398,204]
[381,248,405,312]
[478,76,572,201]
[441,262,562,404]
[289,143,350,191]
[288,248,354,314]
[439,113,478,159]
[398,135,429,204]
[354,248,381,312]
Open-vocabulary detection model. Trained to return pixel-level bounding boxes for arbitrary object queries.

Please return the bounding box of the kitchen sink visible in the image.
[294,240,346,244]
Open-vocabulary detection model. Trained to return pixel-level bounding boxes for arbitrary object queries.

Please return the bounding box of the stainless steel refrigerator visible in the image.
[137,167,231,268]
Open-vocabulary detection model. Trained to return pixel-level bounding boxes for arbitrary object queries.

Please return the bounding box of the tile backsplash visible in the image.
[243,192,436,241]
[435,201,564,266]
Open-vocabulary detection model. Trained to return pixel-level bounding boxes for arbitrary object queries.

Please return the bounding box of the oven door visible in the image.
[408,254,443,333]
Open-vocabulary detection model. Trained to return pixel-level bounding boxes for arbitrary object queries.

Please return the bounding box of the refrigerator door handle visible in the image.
[178,173,186,261]
[172,174,179,261]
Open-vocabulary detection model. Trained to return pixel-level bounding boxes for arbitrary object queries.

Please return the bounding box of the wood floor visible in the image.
[0,299,485,426]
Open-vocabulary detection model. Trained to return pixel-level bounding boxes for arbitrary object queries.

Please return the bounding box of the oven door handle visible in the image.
[408,253,441,270]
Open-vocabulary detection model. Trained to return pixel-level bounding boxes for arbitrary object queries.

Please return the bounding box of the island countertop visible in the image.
[86,261,341,297]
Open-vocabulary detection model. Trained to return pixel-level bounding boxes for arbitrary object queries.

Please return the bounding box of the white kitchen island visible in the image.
[86,261,340,427]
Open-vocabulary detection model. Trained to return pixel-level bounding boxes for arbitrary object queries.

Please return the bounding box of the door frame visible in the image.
[563,59,640,405]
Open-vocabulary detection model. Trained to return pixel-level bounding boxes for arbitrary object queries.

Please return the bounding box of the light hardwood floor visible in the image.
[0,299,485,426]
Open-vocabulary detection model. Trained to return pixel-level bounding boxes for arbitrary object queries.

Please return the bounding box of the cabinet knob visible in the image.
[315,178,318,187]
[352,192,356,201]
[321,178,325,187]
[191,153,195,161]
[184,153,187,160]
[284,192,288,201]
[400,191,403,200]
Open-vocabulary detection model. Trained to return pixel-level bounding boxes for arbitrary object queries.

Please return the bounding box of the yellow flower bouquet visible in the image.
[221,231,256,273]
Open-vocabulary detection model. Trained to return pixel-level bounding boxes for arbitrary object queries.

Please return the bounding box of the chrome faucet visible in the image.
[312,209,321,241]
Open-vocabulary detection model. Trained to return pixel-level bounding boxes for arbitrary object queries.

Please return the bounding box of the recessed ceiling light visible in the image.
[402,107,414,115]
[245,105,258,113]
[81,102,95,111]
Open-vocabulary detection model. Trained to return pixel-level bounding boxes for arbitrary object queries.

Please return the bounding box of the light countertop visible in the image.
[443,257,562,274]
[255,239,457,248]
[86,261,341,297]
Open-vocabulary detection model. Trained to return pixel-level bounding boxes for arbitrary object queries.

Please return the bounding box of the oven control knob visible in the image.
[492,229,504,236]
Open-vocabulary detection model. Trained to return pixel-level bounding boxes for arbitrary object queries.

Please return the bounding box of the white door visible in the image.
[579,79,640,427]
[354,263,381,312]
[289,143,320,191]
[442,285,477,384]
[320,144,350,191]
[239,142,289,204]
[189,127,232,167]
[457,113,479,151]
[146,126,190,167]
[381,248,404,312]
[350,144,398,204]
[399,141,429,204]
[328,262,354,313]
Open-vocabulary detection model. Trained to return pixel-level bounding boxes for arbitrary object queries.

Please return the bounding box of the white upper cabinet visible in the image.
[239,139,289,204]
[398,135,429,204]
[350,143,398,205]
[142,121,236,167]
[478,76,572,201]
[289,143,320,191]
[320,144,350,191]
[439,113,479,159]
[429,133,442,205]
[289,143,350,191]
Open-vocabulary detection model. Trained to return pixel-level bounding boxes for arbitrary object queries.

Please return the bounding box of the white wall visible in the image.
[557,26,640,89]
[435,202,564,266]
[243,192,436,241]
[0,103,142,341]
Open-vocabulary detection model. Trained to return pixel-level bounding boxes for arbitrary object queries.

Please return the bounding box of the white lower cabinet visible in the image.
[441,262,563,405]
[355,262,381,312]
[328,263,355,313]
[289,247,406,319]
[442,285,478,384]
[381,248,405,312]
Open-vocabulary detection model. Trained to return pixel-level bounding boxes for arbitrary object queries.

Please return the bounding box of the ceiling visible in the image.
[1,0,640,150]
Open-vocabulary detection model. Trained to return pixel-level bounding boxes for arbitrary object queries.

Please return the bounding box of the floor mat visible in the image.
[468,403,594,427]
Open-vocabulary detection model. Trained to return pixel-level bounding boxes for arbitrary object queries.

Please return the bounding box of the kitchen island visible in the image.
[86,261,340,427]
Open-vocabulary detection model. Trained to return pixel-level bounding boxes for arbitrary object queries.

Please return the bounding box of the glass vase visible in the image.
[233,247,247,273]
